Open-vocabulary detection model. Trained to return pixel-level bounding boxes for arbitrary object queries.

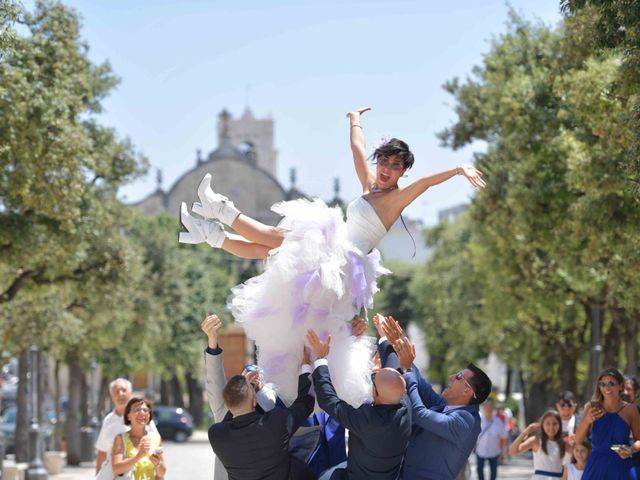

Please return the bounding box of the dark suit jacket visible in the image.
[208,373,316,480]
[312,364,411,480]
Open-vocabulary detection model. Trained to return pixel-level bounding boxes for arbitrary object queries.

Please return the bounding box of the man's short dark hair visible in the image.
[557,390,575,403]
[223,375,252,409]
[467,363,492,405]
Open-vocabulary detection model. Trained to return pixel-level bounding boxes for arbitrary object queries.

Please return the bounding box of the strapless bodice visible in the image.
[346,197,387,253]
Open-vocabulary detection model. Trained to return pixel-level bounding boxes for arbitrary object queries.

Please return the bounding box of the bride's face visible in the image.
[375,154,405,188]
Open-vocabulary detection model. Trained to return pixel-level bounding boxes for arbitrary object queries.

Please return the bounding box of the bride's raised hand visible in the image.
[346,107,372,119]
[460,165,486,189]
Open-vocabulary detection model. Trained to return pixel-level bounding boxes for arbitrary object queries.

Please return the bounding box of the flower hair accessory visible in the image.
[374,135,391,150]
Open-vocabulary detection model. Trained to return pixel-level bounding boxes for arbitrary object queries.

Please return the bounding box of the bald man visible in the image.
[306,330,411,480]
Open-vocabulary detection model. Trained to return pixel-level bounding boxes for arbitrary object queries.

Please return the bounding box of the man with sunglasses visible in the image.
[555,390,582,469]
[376,315,492,480]
[306,329,411,480]
[555,390,580,437]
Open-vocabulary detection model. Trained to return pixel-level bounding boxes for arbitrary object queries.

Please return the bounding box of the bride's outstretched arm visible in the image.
[347,107,375,193]
[395,165,486,211]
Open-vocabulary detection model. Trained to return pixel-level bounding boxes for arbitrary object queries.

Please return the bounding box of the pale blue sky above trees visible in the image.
[56,0,561,225]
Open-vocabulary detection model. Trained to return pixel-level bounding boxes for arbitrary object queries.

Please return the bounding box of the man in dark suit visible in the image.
[376,315,492,480]
[208,358,316,480]
[306,329,411,480]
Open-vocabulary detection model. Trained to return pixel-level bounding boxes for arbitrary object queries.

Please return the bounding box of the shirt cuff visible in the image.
[205,346,222,356]
[314,358,328,369]
[300,364,312,375]
[378,336,387,344]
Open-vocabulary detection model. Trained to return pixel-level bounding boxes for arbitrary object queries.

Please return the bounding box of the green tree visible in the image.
[0,0,147,461]
[410,215,491,388]
[437,9,639,419]
[375,261,418,332]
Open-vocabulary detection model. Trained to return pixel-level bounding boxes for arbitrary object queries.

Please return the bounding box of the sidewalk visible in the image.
[49,432,535,479]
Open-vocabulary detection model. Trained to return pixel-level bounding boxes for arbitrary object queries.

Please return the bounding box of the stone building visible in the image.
[134,108,304,224]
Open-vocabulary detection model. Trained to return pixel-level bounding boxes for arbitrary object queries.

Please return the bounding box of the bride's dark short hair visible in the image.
[371,138,415,170]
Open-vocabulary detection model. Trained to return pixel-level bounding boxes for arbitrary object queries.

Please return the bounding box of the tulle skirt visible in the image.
[228,199,389,407]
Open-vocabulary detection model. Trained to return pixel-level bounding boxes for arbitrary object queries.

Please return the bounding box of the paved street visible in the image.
[52,431,535,480]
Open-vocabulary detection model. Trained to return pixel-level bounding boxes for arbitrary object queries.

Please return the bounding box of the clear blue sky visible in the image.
[59,0,562,225]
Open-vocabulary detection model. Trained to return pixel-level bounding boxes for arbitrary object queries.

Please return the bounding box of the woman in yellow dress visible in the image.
[112,397,166,480]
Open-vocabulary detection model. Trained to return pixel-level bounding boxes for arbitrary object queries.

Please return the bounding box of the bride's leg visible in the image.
[222,233,273,260]
[179,203,272,258]
[195,173,284,249]
[230,215,284,250]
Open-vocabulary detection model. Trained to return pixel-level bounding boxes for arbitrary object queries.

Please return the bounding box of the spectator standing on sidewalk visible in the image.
[475,400,508,480]
[95,378,158,473]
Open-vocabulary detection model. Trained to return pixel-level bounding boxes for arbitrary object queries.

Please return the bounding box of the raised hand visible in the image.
[393,337,416,371]
[201,313,222,349]
[381,316,404,345]
[346,106,372,119]
[459,165,486,189]
[372,313,387,338]
[306,329,331,359]
[524,422,540,435]
[243,369,265,392]
[351,317,367,337]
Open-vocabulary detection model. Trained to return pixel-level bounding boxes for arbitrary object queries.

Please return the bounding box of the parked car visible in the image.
[0,406,55,453]
[153,405,193,442]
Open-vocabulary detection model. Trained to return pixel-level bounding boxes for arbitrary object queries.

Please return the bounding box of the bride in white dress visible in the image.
[179,107,486,406]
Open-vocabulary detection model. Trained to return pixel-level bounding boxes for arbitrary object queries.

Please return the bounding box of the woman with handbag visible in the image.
[112,397,166,480]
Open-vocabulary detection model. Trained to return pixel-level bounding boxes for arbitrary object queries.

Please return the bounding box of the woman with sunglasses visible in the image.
[179,107,485,407]
[575,367,640,479]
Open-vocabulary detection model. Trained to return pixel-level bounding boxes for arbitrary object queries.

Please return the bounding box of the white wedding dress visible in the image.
[229,196,390,407]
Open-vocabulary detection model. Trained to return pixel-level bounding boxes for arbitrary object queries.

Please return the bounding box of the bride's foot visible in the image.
[194,173,240,226]
[179,202,227,248]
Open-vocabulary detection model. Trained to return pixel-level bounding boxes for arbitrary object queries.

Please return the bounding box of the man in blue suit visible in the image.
[377,315,492,480]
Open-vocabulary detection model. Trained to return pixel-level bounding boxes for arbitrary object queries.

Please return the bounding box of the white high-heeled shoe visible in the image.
[192,173,240,226]
[178,202,227,248]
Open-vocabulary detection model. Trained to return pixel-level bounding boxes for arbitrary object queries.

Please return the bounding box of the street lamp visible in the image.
[26,344,48,480]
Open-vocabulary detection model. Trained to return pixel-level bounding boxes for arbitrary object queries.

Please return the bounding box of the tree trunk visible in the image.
[98,376,110,419]
[523,376,555,424]
[505,367,512,398]
[558,349,578,400]
[185,371,204,428]
[160,378,170,405]
[518,369,528,424]
[38,350,49,452]
[623,310,638,377]
[53,360,62,451]
[584,299,604,400]
[65,358,84,465]
[603,308,622,368]
[15,349,30,462]
[171,373,184,407]
[80,368,88,426]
